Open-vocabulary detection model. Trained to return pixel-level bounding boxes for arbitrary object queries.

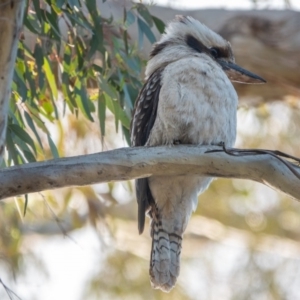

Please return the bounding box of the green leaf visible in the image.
[62,44,72,73]
[117,108,130,130]
[95,27,104,55]
[6,130,19,165]
[26,104,49,133]
[122,125,131,146]
[24,13,41,35]
[98,94,106,136]
[123,6,127,24]
[16,148,25,164]
[22,43,35,60]
[112,96,120,131]
[25,65,38,99]
[123,55,140,73]
[34,41,44,69]
[125,10,135,27]
[14,134,36,162]
[14,60,28,102]
[47,135,59,158]
[62,80,76,110]
[123,83,133,110]
[43,56,58,99]
[45,10,61,41]
[85,0,98,21]
[103,94,130,131]
[98,75,118,99]
[137,17,156,44]
[137,3,153,27]
[123,30,129,55]
[9,124,37,155]
[62,45,77,109]
[34,42,45,90]
[68,0,80,9]
[32,0,42,22]
[152,15,165,34]
[75,37,86,70]
[87,34,100,61]
[22,150,36,162]
[137,18,144,50]
[74,79,94,121]
[63,10,92,32]
[50,0,62,14]
[24,194,28,216]
[24,111,43,150]
[56,0,65,8]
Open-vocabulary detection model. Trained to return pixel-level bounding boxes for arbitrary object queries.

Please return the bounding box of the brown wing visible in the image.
[130,67,163,234]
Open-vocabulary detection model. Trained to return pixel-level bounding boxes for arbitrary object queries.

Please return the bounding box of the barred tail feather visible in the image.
[149,211,182,292]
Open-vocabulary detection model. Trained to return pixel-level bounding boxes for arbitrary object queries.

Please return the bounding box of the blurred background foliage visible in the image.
[1,0,300,299]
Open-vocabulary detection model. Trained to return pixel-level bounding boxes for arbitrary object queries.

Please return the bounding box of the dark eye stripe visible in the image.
[185,34,205,53]
[185,34,231,59]
[150,34,232,60]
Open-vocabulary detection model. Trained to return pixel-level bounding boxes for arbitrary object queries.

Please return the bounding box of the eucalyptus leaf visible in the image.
[43,56,58,100]
[152,15,165,33]
[47,134,59,158]
[9,124,37,155]
[137,3,153,27]
[74,79,94,121]
[137,18,144,50]
[137,17,156,44]
[98,93,106,136]
[125,10,135,27]
[24,111,44,150]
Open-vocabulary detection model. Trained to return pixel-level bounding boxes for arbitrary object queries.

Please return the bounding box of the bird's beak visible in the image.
[218,59,266,84]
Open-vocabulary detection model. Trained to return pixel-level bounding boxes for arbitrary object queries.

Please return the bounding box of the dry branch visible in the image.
[0,145,299,201]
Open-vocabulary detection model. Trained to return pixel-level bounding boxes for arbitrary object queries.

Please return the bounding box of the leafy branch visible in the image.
[5,0,165,166]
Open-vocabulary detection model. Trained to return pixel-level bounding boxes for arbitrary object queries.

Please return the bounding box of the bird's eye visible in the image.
[210,47,220,58]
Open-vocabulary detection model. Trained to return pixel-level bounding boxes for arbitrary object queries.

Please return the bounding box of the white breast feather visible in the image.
[148,55,237,147]
[147,54,237,230]
[146,48,238,292]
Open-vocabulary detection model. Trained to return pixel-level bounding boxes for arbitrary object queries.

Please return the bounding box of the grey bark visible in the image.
[0,145,299,201]
[0,0,26,163]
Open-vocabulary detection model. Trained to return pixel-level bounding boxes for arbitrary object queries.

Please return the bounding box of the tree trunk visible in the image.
[0,0,26,163]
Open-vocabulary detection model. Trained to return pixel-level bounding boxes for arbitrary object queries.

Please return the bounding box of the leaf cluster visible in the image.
[6,0,165,166]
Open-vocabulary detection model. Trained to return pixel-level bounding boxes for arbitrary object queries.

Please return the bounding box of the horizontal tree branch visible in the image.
[0,145,300,201]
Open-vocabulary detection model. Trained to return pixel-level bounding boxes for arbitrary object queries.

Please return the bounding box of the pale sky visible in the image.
[146,0,300,10]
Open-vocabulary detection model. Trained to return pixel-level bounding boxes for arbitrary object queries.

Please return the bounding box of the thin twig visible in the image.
[206,142,300,180]
[39,193,77,244]
[0,278,22,300]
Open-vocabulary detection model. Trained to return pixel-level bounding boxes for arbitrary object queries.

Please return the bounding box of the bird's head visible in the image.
[147,15,266,84]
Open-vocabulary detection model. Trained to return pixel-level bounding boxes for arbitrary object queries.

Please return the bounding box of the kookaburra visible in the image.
[130,16,265,292]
